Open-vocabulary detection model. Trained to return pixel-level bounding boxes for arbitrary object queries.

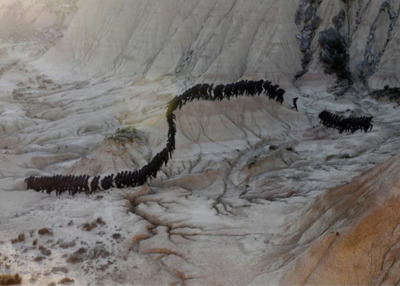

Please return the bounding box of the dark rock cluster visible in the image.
[318,28,351,81]
[294,0,323,79]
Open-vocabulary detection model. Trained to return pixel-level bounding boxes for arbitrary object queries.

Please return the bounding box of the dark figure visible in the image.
[319,110,373,134]
[224,83,234,99]
[262,81,271,95]
[276,88,285,104]
[213,84,224,101]
[255,80,264,95]
[292,97,298,111]
[90,176,100,194]
[267,84,279,100]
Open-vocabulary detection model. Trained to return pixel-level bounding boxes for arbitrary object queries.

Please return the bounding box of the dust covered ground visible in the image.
[1,1,400,285]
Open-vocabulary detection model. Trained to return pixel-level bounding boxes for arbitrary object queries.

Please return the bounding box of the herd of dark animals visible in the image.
[25,79,374,195]
[318,110,373,133]
[25,79,284,195]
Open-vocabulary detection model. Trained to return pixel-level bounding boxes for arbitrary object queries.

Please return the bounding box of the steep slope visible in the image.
[39,0,302,86]
[2,0,398,89]
[294,0,400,89]
[0,0,77,55]
[280,154,400,285]
[35,0,400,90]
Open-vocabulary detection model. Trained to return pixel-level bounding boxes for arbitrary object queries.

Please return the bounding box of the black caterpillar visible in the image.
[25,79,285,195]
[318,110,373,133]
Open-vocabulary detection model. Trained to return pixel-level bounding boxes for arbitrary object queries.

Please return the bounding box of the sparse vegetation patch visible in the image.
[107,126,138,143]
[82,217,105,232]
[38,228,53,236]
[11,233,25,244]
[58,277,74,284]
[0,273,22,285]
[66,248,86,264]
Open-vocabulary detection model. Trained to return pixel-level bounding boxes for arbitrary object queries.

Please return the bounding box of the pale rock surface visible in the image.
[0,0,400,285]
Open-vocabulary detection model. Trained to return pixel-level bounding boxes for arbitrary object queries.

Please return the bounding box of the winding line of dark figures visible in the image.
[318,110,373,134]
[25,79,374,195]
[25,79,286,195]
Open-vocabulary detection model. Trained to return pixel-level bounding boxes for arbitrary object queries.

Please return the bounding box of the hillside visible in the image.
[0,0,400,285]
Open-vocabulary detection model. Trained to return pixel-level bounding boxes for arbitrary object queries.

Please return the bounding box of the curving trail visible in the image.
[25,79,286,195]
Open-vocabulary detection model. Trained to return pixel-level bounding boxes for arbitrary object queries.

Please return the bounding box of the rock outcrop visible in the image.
[282,154,400,285]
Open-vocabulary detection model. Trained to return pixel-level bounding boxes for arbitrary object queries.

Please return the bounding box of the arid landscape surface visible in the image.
[1,1,400,285]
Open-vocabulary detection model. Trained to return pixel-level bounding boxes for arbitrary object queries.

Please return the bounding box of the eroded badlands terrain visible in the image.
[0,0,400,285]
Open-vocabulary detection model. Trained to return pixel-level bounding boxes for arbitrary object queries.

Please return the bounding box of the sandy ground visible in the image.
[1,62,399,284]
[1,1,400,285]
